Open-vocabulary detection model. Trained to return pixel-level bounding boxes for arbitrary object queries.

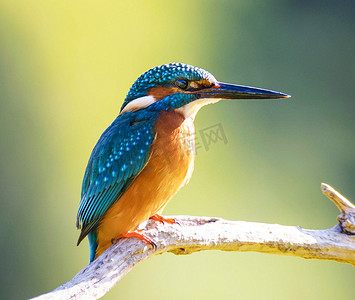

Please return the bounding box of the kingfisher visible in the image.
[76,63,290,262]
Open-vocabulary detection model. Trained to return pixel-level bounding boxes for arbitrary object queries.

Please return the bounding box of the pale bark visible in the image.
[31,183,355,300]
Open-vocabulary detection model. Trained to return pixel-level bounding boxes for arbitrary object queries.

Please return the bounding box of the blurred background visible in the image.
[0,0,354,299]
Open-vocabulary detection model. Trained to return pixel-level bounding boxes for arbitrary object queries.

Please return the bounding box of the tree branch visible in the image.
[32,183,355,300]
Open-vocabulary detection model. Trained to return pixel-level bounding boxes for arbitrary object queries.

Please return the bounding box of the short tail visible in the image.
[88,231,98,263]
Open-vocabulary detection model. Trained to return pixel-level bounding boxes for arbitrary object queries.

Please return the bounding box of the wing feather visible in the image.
[76,112,157,245]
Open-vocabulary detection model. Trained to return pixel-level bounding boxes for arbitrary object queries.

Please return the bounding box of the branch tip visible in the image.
[321,183,355,235]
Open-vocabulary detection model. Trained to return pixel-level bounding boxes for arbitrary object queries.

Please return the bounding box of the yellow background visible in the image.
[0,0,354,299]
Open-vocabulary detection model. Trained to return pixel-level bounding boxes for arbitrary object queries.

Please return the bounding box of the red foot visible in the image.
[114,230,157,250]
[150,214,176,225]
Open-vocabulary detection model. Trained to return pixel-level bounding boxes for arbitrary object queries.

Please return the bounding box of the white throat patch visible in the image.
[176,98,221,120]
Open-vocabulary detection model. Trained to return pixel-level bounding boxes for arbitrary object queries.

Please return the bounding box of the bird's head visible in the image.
[120,63,290,119]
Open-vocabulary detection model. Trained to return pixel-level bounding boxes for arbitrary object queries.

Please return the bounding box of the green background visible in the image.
[0,0,354,299]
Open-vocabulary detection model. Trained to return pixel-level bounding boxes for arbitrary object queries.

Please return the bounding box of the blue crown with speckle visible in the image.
[121,63,216,111]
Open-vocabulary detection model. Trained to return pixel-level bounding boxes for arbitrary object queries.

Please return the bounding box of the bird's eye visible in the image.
[175,79,188,90]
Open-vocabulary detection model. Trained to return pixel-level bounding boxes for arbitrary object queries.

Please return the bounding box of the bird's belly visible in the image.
[96,116,195,257]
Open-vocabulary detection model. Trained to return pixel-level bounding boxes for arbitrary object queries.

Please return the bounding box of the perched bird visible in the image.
[76,63,290,262]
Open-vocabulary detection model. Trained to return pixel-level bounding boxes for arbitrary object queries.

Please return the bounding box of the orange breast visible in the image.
[95,110,195,258]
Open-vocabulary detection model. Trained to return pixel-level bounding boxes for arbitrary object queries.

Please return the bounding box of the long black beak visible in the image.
[198,82,290,100]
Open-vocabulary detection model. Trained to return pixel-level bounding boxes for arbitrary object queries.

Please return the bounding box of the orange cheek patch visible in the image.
[148,86,179,101]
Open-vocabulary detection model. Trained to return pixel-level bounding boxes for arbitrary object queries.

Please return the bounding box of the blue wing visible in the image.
[76,111,157,245]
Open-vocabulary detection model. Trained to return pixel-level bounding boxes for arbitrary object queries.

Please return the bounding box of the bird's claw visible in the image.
[114,230,157,250]
[150,214,176,225]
